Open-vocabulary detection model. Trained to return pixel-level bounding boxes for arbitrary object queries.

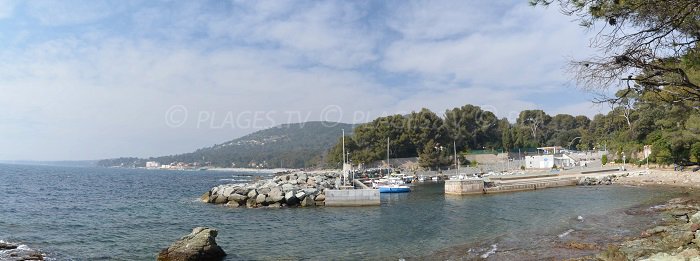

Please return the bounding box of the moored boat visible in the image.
[378,184,411,193]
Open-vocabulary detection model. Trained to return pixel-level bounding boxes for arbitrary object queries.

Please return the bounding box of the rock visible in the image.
[0,242,18,250]
[290,179,298,185]
[306,178,316,186]
[679,248,700,259]
[157,227,226,261]
[212,195,228,204]
[315,193,325,201]
[256,194,267,205]
[690,212,700,224]
[267,202,281,208]
[227,194,248,204]
[268,187,285,202]
[247,189,257,198]
[246,198,256,208]
[295,191,306,200]
[640,252,683,261]
[285,191,300,206]
[281,183,295,192]
[200,191,211,203]
[303,188,318,195]
[234,187,249,195]
[301,196,315,207]
[221,186,235,197]
[257,187,271,195]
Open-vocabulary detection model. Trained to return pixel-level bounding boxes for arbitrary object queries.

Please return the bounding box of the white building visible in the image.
[145,161,160,169]
[525,154,576,169]
[526,155,554,169]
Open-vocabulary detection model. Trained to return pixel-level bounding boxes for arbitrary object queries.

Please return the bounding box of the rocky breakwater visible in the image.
[201,172,340,208]
[577,173,631,186]
[597,197,700,260]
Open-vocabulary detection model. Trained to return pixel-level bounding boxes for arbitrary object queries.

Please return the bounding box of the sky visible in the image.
[0,0,613,161]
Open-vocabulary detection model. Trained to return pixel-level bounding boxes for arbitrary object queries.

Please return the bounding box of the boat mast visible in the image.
[387,137,390,175]
[454,140,458,177]
[342,129,346,185]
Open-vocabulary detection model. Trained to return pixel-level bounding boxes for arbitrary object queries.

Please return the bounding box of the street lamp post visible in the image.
[622,152,626,171]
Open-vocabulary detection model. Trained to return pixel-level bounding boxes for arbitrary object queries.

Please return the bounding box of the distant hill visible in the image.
[97,121,355,169]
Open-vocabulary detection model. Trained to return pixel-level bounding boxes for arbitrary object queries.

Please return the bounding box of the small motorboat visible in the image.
[378,184,411,193]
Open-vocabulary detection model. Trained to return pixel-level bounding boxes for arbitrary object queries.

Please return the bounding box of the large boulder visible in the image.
[157,227,226,261]
[212,195,228,204]
[221,186,235,197]
[256,194,267,205]
[285,191,299,206]
[268,187,285,202]
[281,184,295,192]
[200,192,211,203]
[315,193,325,202]
[227,194,248,204]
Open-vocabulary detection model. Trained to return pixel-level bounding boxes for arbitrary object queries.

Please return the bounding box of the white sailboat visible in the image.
[377,137,410,193]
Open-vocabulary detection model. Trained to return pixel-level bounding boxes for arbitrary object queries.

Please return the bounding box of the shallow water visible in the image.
[0,164,690,260]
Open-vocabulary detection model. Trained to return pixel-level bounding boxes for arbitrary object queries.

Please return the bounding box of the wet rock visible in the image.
[157,227,226,261]
[315,193,325,201]
[199,191,211,203]
[213,195,228,204]
[301,196,315,207]
[0,242,19,250]
[246,198,256,208]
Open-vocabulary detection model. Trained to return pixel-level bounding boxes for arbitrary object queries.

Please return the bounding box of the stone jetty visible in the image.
[201,171,341,208]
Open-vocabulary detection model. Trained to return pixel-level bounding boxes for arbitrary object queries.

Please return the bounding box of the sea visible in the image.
[0,163,693,260]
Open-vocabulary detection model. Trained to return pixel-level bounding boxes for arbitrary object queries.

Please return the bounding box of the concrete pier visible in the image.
[324,189,380,207]
[484,177,577,193]
[445,179,484,195]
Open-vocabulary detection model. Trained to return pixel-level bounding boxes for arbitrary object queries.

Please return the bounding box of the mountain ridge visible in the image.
[97,121,356,169]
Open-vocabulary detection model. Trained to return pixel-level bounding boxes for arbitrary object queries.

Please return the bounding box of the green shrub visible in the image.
[602,154,608,165]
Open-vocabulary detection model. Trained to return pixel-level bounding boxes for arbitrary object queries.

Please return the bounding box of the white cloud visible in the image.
[552,101,611,119]
[206,1,378,69]
[386,0,514,40]
[382,4,593,89]
[0,0,18,19]
[26,0,130,26]
[0,1,604,160]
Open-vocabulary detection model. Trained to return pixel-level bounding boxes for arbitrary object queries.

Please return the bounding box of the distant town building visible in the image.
[146,161,160,169]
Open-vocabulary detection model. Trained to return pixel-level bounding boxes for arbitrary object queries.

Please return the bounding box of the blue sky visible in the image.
[0,0,611,161]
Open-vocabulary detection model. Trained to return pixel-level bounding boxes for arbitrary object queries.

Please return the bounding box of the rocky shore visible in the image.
[201,171,341,208]
[595,197,700,260]
[0,241,44,261]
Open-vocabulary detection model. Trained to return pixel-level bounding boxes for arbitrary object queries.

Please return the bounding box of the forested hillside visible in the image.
[97,122,355,168]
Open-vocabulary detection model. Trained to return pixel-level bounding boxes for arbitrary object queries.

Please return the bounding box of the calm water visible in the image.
[0,164,691,260]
